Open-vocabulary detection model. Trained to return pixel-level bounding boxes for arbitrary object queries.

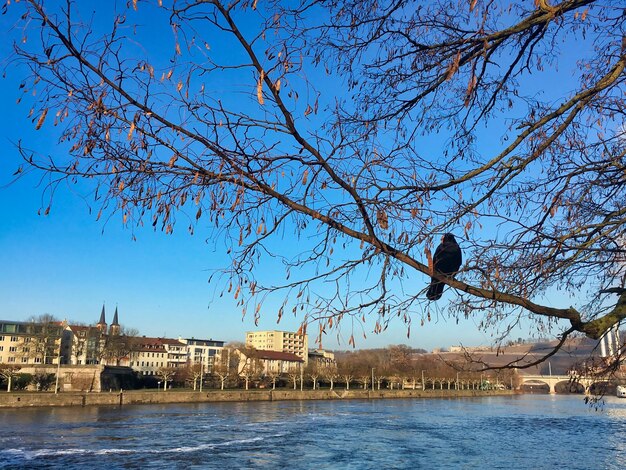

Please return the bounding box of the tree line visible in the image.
[146,344,517,392]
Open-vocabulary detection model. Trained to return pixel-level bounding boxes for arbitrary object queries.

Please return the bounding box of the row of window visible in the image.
[0,336,20,342]
[194,350,217,357]
[0,356,43,364]
[139,352,165,358]
[129,361,166,368]
[0,346,31,352]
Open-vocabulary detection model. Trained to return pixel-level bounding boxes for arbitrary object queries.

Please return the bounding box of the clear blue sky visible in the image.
[0,1,585,351]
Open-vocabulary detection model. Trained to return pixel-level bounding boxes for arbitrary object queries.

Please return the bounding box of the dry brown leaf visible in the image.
[445,51,462,80]
[377,210,389,230]
[257,70,265,105]
[425,246,433,275]
[35,108,48,130]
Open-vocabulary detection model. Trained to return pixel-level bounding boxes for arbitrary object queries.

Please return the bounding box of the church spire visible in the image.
[110,306,120,336]
[97,304,107,332]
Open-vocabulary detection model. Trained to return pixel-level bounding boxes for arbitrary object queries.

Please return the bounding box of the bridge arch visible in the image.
[554,380,585,394]
[520,379,550,394]
[519,374,591,394]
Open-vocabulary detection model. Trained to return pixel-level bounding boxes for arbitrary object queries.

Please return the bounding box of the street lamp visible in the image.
[55,320,68,395]
[54,355,63,394]
[199,355,204,393]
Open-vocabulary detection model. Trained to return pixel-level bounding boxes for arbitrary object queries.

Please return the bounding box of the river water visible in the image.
[1,394,625,469]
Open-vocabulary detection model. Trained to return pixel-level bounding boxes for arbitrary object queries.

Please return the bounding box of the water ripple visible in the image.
[1,395,625,469]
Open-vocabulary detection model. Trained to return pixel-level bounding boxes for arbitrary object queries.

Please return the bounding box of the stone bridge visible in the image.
[520,374,599,394]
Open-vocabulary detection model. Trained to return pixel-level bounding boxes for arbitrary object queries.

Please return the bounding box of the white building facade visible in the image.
[246,330,309,366]
[180,338,225,373]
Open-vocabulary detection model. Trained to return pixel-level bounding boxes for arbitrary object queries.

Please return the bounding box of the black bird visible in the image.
[426,233,462,301]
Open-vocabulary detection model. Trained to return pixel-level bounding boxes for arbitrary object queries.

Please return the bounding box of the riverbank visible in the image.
[0,388,515,409]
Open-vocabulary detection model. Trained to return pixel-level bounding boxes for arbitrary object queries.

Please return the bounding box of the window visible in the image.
[35,357,42,363]
[21,357,28,363]
[8,357,16,363]
[0,346,3,351]
[22,347,29,353]
[24,338,31,343]
[0,335,4,341]
[9,346,17,352]
[11,336,18,342]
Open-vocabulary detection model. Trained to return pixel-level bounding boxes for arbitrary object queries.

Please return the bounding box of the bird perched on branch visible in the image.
[426,233,462,301]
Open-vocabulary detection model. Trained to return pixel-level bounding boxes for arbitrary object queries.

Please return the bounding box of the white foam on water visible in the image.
[0,436,265,461]
[2,447,134,460]
[168,436,264,453]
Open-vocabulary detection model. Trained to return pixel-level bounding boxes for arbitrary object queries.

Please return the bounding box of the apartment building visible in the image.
[180,338,225,373]
[0,320,64,366]
[308,349,336,368]
[128,337,189,376]
[160,338,188,368]
[245,330,309,365]
[128,337,169,376]
[237,349,303,375]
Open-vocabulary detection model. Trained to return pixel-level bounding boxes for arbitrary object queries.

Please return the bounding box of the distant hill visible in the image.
[439,336,602,375]
[328,336,614,376]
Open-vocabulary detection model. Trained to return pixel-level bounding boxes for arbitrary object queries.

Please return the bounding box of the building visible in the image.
[0,319,64,366]
[128,337,188,376]
[160,338,188,368]
[237,348,304,376]
[245,330,309,365]
[128,337,169,376]
[61,306,129,366]
[180,338,225,373]
[308,349,336,368]
[62,324,103,365]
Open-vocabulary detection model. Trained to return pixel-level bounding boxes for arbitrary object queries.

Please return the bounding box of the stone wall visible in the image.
[0,388,514,409]
[14,365,137,393]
